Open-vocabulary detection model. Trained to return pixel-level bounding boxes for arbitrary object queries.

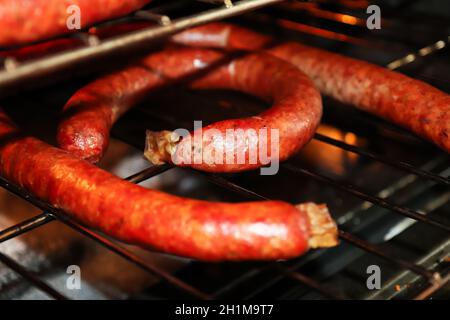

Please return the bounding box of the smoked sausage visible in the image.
[173,23,450,153]
[58,48,322,172]
[0,110,338,261]
[0,0,151,46]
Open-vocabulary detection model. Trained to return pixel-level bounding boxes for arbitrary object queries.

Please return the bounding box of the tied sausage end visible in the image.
[144,130,180,164]
[297,203,339,249]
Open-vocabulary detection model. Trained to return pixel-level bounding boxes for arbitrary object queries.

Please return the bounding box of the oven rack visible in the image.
[0,0,449,300]
[0,0,284,95]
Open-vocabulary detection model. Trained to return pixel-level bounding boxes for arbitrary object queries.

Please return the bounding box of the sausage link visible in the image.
[0,21,152,61]
[0,0,151,46]
[58,48,322,172]
[173,23,450,153]
[0,110,338,261]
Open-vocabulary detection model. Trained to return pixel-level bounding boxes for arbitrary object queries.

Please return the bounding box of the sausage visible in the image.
[58,48,322,172]
[172,23,450,153]
[0,21,152,61]
[0,0,151,46]
[0,110,338,261]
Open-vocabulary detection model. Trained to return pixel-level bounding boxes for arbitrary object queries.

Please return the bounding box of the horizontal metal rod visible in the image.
[126,163,173,184]
[172,169,343,299]
[0,0,283,92]
[54,212,210,300]
[282,163,450,232]
[198,168,441,283]
[314,133,450,186]
[211,266,272,298]
[273,263,345,299]
[0,252,68,300]
[198,171,268,200]
[0,212,55,244]
[338,230,440,284]
[413,267,450,300]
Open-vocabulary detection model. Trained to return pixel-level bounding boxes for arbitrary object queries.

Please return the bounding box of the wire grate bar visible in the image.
[414,272,450,300]
[338,230,440,284]
[198,171,268,200]
[188,173,342,298]
[211,266,272,298]
[126,163,173,184]
[314,133,450,186]
[0,252,68,300]
[134,10,172,26]
[0,212,55,244]
[273,263,345,299]
[282,163,450,232]
[0,0,284,93]
[387,36,450,70]
[54,212,210,300]
[197,169,441,283]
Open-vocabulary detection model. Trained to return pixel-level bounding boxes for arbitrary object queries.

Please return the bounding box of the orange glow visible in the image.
[275,18,370,46]
[279,2,364,26]
[339,14,359,25]
[301,125,364,176]
[314,0,370,10]
[344,132,357,145]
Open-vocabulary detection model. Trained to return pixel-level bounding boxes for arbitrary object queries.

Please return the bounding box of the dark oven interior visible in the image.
[0,0,449,300]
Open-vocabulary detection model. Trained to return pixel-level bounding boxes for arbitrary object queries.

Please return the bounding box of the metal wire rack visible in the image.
[0,0,284,95]
[0,0,449,300]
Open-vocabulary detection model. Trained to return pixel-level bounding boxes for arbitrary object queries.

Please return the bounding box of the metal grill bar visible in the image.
[0,0,284,93]
[133,168,343,298]
[198,167,441,283]
[282,163,450,232]
[201,172,268,200]
[273,264,345,299]
[0,252,68,300]
[387,36,450,70]
[414,272,450,300]
[338,231,440,283]
[125,163,173,184]
[313,133,450,186]
[54,212,210,300]
[0,212,54,244]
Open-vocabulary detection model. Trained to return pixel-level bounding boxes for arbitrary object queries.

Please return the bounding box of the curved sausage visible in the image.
[0,110,338,261]
[58,48,322,172]
[0,0,151,46]
[173,23,450,153]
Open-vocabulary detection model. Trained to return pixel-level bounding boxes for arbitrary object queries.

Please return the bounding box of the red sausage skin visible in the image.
[58,48,322,172]
[0,0,151,46]
[173,23,450,153]
[0,111,338,261]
